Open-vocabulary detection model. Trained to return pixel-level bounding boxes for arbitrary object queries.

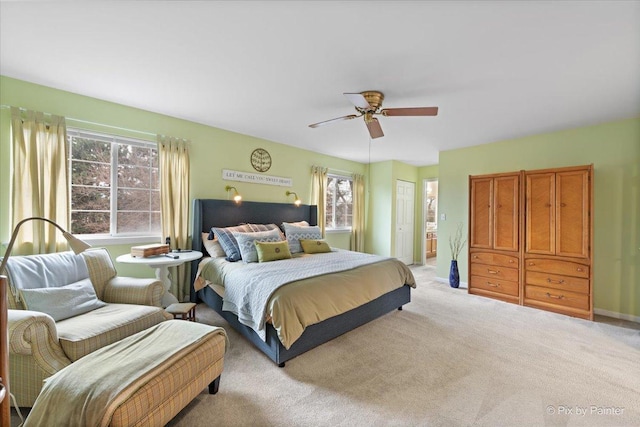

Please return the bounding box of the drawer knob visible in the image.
[547,278,565,284]
[487,282,500,288]
[473,255,479,259]
[577,268,584,272]
[528,262,535,266]
[546,292,565,300]
[487,269,499,274]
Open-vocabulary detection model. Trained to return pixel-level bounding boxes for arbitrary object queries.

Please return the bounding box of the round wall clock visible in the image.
[250,148,272,172]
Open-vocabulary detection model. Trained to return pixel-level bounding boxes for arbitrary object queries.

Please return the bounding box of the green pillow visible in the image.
[255,240,292,262]
[300,239,332,254]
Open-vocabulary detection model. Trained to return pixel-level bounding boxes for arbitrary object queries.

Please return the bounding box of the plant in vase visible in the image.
[448,222,466,288]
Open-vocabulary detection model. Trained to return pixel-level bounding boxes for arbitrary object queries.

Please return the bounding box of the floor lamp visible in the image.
[0,217,91,425]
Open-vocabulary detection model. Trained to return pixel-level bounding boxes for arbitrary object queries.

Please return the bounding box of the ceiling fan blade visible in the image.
[366,118,384,139]
[381,107,439,117]
[309,114,359,128]
[344,93,371,110]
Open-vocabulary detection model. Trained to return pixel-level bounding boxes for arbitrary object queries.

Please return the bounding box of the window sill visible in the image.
[79,235,161,247]
[325,228,352,234]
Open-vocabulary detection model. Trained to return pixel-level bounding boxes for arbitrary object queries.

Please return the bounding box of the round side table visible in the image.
[116,251,202,307]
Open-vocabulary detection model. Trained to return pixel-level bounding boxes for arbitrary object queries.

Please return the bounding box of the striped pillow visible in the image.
[212,223,282,262]
[211,225,252,262]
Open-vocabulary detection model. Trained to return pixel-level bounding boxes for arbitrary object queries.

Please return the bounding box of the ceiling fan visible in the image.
[308,91,438,139]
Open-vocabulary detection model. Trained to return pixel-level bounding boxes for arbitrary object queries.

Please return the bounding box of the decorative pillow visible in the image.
[255,241,292,263]
[211,225,253,262]
[242,223,285,240]
[282,220,309,228]
[201,232,226,258]
[233,228,283,263]
[283,223,322,254]
[20,279,106,322]
[243,223,280,233]
[300,239,332,254]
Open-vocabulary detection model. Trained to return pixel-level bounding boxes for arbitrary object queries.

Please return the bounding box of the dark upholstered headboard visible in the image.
[190,198,318,298]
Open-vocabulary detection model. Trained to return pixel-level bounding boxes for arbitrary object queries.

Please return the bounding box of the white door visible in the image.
[395,180,415,265]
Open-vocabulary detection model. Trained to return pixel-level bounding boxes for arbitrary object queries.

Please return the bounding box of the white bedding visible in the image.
[222,249,392,341]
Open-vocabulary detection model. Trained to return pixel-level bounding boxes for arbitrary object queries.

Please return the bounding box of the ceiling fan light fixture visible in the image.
[308,90,438,139]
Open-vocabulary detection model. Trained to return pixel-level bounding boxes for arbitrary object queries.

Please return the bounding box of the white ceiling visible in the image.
[1,1,639,166]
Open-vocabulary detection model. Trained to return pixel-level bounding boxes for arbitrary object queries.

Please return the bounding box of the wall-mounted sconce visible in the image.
[225,185,242,203]
[285,190,301,206]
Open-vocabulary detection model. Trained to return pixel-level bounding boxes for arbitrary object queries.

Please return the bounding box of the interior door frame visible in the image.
[422,178,438,265]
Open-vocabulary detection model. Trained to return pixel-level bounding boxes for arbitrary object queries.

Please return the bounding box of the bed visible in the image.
[190,198,414,367]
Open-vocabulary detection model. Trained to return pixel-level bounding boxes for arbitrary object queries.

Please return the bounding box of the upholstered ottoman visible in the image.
[24,320,227,427]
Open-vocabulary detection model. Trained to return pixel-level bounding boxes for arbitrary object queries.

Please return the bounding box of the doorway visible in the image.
[423,179,438,265]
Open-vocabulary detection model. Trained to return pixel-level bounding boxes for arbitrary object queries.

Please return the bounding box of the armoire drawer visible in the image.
[470,263,519,282]
[525,285,589,311]
[525,259,589,278]
[470,252,519,268]
[525,271,589,294]
[470,275,519,297]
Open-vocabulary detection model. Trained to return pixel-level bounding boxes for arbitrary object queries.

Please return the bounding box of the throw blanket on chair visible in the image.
[24,321,227,427]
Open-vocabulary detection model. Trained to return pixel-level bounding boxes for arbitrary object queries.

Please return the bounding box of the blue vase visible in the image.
[449,260,460,288]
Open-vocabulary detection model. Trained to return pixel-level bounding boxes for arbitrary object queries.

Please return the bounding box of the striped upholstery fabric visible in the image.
[5,273,24,309]
[8,311,73,407]
[57,304,170,362]
[110,334,226,426]
[6,248,171,407]
[103,276,164,307]
[82,248,118,299]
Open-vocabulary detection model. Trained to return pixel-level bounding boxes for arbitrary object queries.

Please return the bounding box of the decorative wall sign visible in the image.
[222,169,292,187]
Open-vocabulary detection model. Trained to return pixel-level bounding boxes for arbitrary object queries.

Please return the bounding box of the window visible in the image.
[325,174,353,231]
[68,129,160,237]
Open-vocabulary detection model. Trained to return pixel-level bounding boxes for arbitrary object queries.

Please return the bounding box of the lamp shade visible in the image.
[0,217,91,274]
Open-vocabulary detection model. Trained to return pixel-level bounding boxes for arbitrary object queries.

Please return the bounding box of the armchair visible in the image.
[4,248,171,407]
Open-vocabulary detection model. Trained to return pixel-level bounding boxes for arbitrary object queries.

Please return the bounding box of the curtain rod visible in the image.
[313,164,355,176]
[328,167,356,176]
[0,105,156,138]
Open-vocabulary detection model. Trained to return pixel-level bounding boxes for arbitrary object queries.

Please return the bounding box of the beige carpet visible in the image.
[12,263,640,426]
[166,264,640,427]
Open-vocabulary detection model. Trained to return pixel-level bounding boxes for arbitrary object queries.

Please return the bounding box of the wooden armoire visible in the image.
[468,164,594,320]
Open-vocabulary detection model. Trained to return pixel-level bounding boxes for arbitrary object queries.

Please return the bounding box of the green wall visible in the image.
[366,161,393,256]
[366,160,435,264]
[437,118,640,319]
[2,75,637,319]
[0,76,364,277]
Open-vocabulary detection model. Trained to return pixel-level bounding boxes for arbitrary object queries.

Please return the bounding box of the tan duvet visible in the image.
[195,254,415,349]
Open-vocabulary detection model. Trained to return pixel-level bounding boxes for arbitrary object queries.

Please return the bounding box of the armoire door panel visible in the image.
[470,178,493,248]
[556,170,590,258]
[493,175,519,251]
[526,173,555,254]
[470,165,592,320]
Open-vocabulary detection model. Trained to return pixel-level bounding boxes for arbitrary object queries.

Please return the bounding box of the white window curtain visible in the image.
[158,135,190,301]
[311,165,328,236]
[350,173,365,252]
[10,107,69,255]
